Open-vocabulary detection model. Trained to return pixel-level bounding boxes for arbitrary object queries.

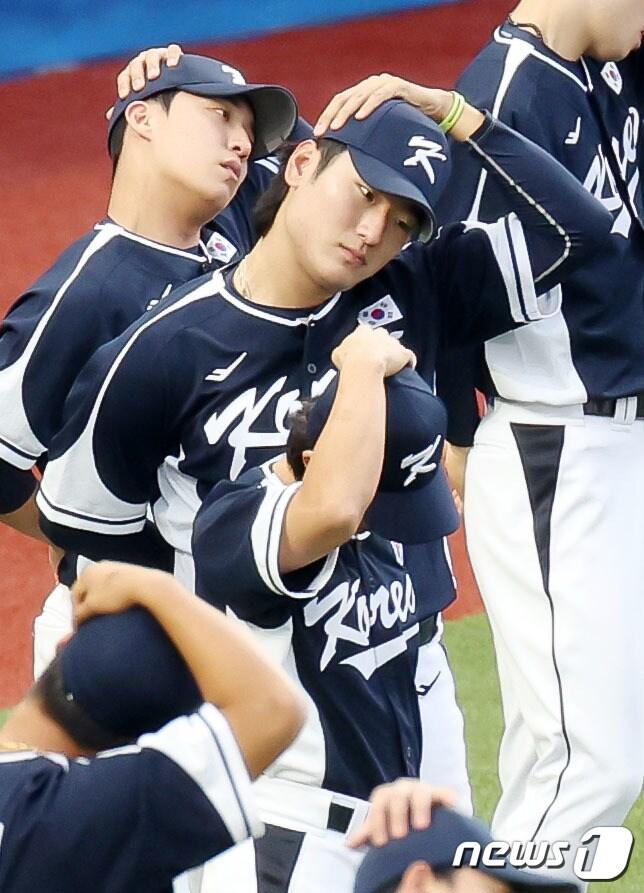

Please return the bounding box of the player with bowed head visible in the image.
[352,782,580,893]
[0,561,304,892]
[191,323,463,892]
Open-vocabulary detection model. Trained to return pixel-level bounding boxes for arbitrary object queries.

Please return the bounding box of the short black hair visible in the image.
[254,138,347,238]
[285,398,320,480]
[33,655,131,752]
[109,89,178,176]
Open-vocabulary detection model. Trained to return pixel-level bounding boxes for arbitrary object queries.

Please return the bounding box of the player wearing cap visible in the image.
[353,783,579,893]
[0,51,296,675]
[421,3,643,884]
[191,323,460,892]
[0,51,295,544]
[37,84,610,578]
[0,561,304,892]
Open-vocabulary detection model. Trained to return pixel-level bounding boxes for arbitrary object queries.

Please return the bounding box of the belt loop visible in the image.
[613,396,637,428]
[345,800,371,840]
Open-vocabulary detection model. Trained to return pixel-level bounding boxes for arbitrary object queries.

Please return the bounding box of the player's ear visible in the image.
[301,449,314,471]
[123,100,155,143]
[397,862,436,892]
[284,140,321,188]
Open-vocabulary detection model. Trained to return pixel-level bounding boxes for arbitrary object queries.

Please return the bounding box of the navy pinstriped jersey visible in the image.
[193,463,421,800]
[0,704,260,893]
[37,116,611,584]
[0,153,276,515]
[437,25,643,417]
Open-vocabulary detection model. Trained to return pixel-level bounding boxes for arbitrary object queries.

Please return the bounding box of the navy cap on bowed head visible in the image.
[320,100,451,242]
[354,806,581,893]
[306,367,459,543]
[107,53,298,160]
[60,607,201,740]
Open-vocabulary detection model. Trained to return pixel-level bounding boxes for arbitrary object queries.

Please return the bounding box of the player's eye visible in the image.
[358,183,375,202]
[210,106,230,120]
[397,218,414,233]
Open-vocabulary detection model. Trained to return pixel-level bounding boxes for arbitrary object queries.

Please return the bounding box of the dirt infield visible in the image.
[0,0,510,706]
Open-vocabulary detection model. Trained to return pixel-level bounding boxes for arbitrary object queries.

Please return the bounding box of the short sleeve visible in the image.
[137,703,262,845]
[193,472,338,622]
[28,705,262,888]
[37,320,177,544]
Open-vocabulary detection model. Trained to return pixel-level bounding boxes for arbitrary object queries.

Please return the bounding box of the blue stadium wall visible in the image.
[0,0,459,78]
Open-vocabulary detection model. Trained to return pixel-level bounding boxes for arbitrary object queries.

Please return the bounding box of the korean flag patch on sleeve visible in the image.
[358,295,403,329]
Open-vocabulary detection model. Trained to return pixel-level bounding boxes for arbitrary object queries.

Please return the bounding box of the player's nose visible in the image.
[357,205,389,246]
[229,124,252,161]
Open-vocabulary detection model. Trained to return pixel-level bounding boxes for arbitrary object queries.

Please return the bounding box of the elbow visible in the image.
[247,684,307,776]
[38,512,72,550]
[315,498,365,545]
[269,685,307,752]
[574,201,614,260]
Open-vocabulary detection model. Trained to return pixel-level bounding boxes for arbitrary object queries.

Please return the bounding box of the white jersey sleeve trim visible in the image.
[250,475,339,599]
[38,273,224,535]
[137,703,262,844]
[468,36,533,221]
[0,226,123,470]
[465,136,572,287]
[463,216,562,324]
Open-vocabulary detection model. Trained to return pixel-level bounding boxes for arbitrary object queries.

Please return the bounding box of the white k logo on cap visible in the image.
[401,435,442,487]
[221,63,246,85]
[404,136,448,184]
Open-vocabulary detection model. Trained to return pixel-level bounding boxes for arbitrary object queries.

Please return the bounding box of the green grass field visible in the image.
[444,612,643,892]
[1,615,641,889]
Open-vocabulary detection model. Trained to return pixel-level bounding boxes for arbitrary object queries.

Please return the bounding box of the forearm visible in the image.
[462,114,612,284]
[1,492,50,544]
[303,357,386,517]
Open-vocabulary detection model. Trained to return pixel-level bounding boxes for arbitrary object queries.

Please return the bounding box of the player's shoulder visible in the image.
[459,24,589,112]
[116,267,230,348]
[197,463,271,525]
[8,225,105,309]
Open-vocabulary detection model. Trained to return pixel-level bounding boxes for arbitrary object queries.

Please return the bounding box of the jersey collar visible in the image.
[96,219,212,264]
[495,22,590,92]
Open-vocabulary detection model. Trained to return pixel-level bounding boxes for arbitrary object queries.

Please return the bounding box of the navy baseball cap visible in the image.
[354,806,580,893]
[320,100,451,242]
[108,53,298,160]
[59,607,201,739]
[305,367,459,543]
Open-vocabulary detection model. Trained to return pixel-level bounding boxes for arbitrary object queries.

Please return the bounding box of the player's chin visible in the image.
[320,259,373,292]
[202,179,241,211]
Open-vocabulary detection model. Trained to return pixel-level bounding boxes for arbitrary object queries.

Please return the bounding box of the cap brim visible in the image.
[347,145,436,242]
[365,464,459,543]
[181,82,297,159]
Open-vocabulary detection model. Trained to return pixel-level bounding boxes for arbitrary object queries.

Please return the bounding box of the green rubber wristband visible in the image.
[439,91,466,134]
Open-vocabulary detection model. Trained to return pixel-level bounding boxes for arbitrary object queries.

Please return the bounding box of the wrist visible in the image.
[436,90,455,122]
[339,353,388,378]
[136,569,183,610]
[448,105,486,142]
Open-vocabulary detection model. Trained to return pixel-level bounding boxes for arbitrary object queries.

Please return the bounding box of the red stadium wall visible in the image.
[0,0,511,707]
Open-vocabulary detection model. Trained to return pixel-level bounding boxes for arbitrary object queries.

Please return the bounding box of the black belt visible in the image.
[583,394,644,419]
[327,803,354,833]
[419,614,438,646]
